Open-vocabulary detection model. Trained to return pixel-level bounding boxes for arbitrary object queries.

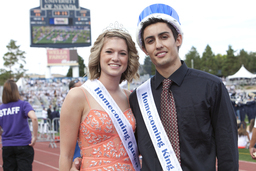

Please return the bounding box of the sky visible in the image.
[0,0,256,76]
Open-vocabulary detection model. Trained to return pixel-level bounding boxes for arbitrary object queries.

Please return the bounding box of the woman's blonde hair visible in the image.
[238,122,247,137]
[88,29,140,83]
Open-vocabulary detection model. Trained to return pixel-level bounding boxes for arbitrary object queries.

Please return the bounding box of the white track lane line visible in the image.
[33,147,59,170]
[34,160,58,170]
[34,148,59,156]
[37,142,59,147]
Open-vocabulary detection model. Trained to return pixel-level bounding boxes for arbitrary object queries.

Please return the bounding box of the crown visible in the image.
[102,21,128,33]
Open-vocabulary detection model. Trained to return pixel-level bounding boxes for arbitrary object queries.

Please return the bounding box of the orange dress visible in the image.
[78,90,136,171]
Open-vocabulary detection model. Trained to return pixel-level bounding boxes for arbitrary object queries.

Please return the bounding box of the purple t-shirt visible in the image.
[0,100,34,146]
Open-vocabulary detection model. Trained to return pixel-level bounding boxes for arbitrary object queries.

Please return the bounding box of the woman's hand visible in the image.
[29,136,37,146]
[70,157,82,171]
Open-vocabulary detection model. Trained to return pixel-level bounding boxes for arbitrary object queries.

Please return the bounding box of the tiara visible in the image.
[102,21,129,33]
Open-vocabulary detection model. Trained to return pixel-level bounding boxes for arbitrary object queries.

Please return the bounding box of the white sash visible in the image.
[136,79,182,171]
[83,79,141,171]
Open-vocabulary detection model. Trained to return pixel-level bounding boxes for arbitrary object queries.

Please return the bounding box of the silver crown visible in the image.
[102,21,128,33]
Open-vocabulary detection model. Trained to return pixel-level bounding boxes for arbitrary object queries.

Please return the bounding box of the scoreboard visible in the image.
[30,4,91,48]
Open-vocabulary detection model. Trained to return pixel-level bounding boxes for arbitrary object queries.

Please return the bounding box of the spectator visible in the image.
[51,107,60,131]
[42,107,47,123]
[47,105,52,121]
[0,79,38,171]
[69,79,82,90]
[238,122,250,148]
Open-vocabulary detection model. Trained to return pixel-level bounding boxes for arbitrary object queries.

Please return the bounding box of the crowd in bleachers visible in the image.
[18,78,87,110]
[1,76,256,150]
[226,84,256,148]
[1,77,255,123]
[226,85,256,123]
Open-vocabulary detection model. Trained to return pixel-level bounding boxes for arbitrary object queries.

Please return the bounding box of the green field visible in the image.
[32,26,90,44]
[239,148,256,162]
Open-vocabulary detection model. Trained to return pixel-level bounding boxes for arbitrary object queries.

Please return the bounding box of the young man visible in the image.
[129,3,238,171]
[71,3,238,171]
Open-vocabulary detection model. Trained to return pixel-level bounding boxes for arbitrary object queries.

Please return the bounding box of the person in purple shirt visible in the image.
[0,79,38,171]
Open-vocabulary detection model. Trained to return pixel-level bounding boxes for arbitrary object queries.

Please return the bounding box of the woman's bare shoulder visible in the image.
[64,87,86,105]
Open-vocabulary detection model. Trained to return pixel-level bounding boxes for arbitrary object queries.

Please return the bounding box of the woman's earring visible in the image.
[98,63,101,73]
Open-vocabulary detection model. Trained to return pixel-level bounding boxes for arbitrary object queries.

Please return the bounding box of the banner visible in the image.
[47,49,78,66]
[40,0,80,10]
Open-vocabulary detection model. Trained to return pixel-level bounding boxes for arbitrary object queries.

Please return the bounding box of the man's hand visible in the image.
[70,157,82,171]
[249,147,256,160]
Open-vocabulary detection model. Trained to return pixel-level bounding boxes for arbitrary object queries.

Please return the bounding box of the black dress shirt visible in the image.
[130,61,238,171]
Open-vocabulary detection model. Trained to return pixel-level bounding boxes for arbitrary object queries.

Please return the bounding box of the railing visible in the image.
[28,118,60,148]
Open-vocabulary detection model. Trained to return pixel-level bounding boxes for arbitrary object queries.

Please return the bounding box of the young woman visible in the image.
[238,122,250,148]
[59,28,140,171]
[0,79,38,171]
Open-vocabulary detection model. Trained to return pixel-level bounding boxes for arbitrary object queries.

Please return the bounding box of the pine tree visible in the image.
[143,56,155,76]
[201,45,216,75]
[184,46,201,70]
[66,55,86,77]
[222,45,238,76]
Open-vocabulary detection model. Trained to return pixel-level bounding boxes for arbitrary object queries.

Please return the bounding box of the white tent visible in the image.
[16,77,26,90]
[227,65,255,80]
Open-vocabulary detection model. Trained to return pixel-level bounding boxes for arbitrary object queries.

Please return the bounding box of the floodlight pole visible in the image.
[46,66,51,79]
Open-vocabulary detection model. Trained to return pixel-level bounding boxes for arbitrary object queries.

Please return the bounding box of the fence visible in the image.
[28,117,60,148]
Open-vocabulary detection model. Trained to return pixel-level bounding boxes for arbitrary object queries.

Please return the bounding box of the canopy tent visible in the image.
[227,65,255,80]
[16,77,26,91]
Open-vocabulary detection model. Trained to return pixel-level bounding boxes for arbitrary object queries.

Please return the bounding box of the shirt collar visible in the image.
[154,60,188,89]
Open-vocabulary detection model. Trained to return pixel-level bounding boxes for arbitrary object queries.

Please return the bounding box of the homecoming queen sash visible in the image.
[136,79,182,171]
[83,79,141,171]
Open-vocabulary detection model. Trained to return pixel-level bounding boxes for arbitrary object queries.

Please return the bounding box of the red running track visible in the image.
[0,142,256,171]
[0,142,59,171]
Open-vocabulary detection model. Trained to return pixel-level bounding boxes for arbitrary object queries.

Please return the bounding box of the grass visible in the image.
[239,148,256,163]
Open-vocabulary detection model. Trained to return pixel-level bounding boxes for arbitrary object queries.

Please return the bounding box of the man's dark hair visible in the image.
[69,81,75,90]
[140,17,179,49]
[68,79,79,90]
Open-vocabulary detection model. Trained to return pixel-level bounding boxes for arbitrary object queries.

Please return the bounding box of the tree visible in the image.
[201,45,217,75]
[0,40,27,84]
[237,49,249,67]
[142,56,155,76]
[247,52,256,73]
[215,54,226,76]
[66,55,86,77]
[0,69,12,85]
[66,67,72,77]
[222,45,238,76]
[184,46,201,70]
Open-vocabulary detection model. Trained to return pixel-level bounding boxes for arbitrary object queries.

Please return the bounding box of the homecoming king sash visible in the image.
[83,79,141,171]
[136,79,182,171]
